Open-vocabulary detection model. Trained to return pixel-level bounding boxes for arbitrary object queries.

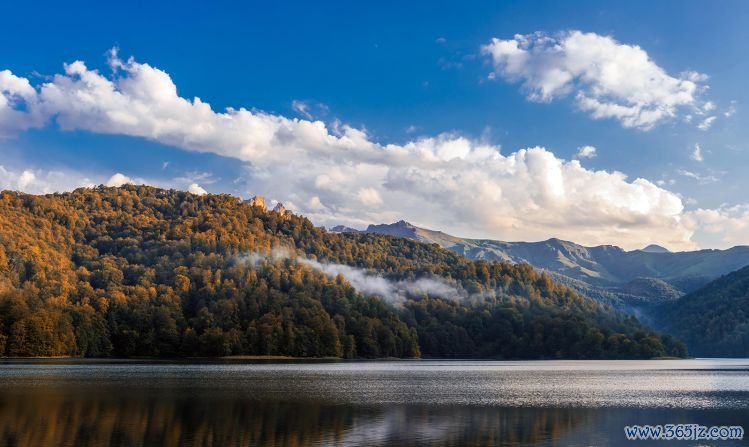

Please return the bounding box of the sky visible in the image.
[1,0,748,251]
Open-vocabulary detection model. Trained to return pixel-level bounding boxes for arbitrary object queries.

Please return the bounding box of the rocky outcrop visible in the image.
[246,195,266,210]
[365,220,419,239]
[272,202,291,219]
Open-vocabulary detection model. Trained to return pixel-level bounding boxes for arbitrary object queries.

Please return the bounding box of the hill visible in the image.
[0,186,684,359]
[655,265,749,357]
[358,221,749,309]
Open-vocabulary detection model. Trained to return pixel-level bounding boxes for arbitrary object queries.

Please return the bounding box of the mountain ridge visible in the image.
[349,220,749,308]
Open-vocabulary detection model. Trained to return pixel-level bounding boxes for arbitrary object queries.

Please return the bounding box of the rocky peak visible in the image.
[365,220,418,239]
[272,202,291,219]
[246,195,266,210]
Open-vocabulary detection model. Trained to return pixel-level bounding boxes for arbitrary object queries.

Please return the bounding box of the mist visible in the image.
[236,250,464,305]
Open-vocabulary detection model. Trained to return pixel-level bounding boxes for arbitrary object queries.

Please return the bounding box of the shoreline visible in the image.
[0,355,704,361]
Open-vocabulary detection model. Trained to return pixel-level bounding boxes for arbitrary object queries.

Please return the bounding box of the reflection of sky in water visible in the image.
[0,359,747,446]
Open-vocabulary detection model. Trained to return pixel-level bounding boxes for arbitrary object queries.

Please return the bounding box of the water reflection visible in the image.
[0,360,747,446]
[0,392,594,447]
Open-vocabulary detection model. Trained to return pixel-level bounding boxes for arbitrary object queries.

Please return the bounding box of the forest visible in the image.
[655,264,749,357]
[0,186,685,359]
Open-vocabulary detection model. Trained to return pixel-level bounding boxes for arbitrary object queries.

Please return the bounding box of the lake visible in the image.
[0,359,747,446]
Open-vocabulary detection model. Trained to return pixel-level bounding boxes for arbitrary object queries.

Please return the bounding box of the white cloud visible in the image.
[357,187,383,206]
[238,250,463,305]
[0,50,745,250]
[16,170,36,190]
[697,116,716,131]
[724,101,737,117]
[685,205,749,249]
[677,169,717,184]
[576,145,597,158]
[0,165,96,194]
[105,173,133,187]
[691,143,703,162]
[188,183,208,195]
[298,258,461,304]
[291,100,312,119]
[291,100,328,120]
[0,70,45,136]
[481,31,710,130]
[0,163,206,198]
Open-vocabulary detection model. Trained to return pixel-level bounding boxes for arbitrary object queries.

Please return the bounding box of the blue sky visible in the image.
[1,1,748,250]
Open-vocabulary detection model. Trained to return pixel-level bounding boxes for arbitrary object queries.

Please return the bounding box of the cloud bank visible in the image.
[482,31,712,130]
[0,49,745,250]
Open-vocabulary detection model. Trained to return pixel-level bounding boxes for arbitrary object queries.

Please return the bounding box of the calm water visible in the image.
[0,359,747,446]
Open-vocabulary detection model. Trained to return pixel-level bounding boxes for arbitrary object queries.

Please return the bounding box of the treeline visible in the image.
[0,186,685,359]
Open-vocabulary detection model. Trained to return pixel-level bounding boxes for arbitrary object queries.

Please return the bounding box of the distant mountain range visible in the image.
[336,220,749,310]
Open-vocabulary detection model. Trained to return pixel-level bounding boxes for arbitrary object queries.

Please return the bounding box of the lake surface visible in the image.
[0,359,747,446]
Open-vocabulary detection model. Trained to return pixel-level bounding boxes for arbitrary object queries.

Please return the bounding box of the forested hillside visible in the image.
[655,265,749,357]
[0,186,685,359]
[359,221,749,310]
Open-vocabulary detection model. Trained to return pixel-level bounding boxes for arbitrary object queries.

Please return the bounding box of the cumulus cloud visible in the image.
[576,145,597,158]
[105,173,132,187]
[685,206,749,249]
[187,183,208,195]
[481,31,710,130]
[0,50,744,250]
[0,163,209,198]
[0,165,96,194]
[357,187,383,206]
[691,143,703,162]
[0,70,45,136]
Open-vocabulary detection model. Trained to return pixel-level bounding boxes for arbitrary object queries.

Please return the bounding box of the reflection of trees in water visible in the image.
[329,406,591,446]
[0,391,593,446]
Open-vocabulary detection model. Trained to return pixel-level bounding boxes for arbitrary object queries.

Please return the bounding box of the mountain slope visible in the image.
[360,221,749,308]
[655,265,749,357]
[0,186,684,359]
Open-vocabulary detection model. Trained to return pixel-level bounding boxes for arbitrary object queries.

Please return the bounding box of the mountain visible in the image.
[641,244,670,253]
[655,265,749,357]
[0,186,684,359]
[328,225,360,233]
[359,221,749,309]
